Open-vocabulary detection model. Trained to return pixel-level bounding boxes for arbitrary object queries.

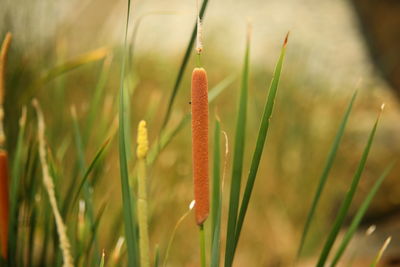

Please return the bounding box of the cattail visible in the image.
[136,120,149,159]
[191,67,209,225]
[136,120,150,267]
[0,150,9,259]
[0,32,12,260]
[0,33,12,108]
[77,200,86,244]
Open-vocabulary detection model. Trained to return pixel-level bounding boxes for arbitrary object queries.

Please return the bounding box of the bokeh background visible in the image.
[1,0,400,266]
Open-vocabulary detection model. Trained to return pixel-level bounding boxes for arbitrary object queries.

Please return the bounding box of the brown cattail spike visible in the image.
[0,33,12,106]
[191,67,209,225]
[0,150,9,259]
[0,33,12,148]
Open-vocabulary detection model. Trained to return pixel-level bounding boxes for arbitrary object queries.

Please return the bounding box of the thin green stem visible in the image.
[197,53,202,68]
[163,204,192,267]
[138,159,150,267]
[199,224,206,267]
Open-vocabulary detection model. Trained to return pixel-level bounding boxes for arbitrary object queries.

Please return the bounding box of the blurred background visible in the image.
[1,0,400,266]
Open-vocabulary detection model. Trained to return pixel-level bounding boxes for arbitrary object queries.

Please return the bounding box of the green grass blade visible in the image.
[224,31,250,267]
[118,0,139,266]
[208,75,235,103]
[162,203,193,267]
[99,250,105,267]
[86,202,107,266]
[85,54,113,145]
[147,114,190,166]
[297,91,357,257]
[233,35,288,256]
[316,108,383,267]
[71,107,99,261]
[330,163,393,266]
[211,119,221,241]
[160,0,210,130]
[211,128,229,267]
[40,47,109,84]
[154,244,160,267]
[8,107,27,261]
[210,201,222,267]
[70,139,110,211]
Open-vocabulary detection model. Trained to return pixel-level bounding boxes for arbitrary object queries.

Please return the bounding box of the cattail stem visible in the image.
[199,224,206,267]
[163,201,195,267]
[191,67,209,225]
[196,53,202,68]
[137,120,150,267]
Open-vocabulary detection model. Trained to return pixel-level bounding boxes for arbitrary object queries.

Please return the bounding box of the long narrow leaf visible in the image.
[224,30,251,267]
[40,47,109,84]
[211,119,221,240]
[118,0,139,266]
[316,107,383,267]
[297,91,357,257]
[71,107,99,262]
[8,107,27,261]
[208,75,235,103]
[70,139,110,211]
[154,244,160,267]
[85,54,113,145]
[210,119,222,267]
[233,34,288,256]
[330,163,393,266]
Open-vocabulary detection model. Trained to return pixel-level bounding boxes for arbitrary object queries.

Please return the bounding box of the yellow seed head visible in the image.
[136,120,149,159]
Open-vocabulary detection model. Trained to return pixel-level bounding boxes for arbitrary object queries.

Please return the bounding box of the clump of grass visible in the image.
[330,162,394,266]
[0,1,394,266]
[316,105,384,267]
[297,91,357,258]
[118,0,139,266]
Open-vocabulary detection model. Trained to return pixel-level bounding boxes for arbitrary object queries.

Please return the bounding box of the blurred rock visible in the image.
[351,0,400,98]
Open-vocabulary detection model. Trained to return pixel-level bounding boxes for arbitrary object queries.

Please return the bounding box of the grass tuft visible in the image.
[316,105,384,267]
[297,91,357,257]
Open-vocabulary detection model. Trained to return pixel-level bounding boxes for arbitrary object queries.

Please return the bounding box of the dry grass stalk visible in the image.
[33,99,74,267]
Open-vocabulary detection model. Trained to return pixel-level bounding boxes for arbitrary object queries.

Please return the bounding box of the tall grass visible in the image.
[0,0,395,266]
